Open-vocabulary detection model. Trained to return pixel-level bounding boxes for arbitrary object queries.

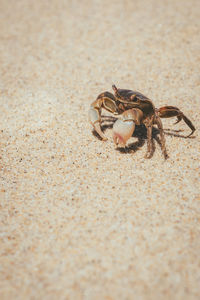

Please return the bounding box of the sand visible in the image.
[0,0,200,299]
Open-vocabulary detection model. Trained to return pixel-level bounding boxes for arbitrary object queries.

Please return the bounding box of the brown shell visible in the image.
[116,89,149,103]
[115,88,155,116]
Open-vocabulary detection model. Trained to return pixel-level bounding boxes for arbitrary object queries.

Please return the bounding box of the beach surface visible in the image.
[0,0,200,299]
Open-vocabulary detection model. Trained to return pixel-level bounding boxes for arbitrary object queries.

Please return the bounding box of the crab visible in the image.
[89,85,195,159]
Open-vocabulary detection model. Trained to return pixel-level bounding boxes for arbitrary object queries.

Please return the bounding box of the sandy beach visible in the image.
[0,0,200,299]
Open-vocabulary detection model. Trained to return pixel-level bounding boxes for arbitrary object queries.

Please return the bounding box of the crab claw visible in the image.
[88,107,108,141]
[113,118,135,147]
[113,108,142,147]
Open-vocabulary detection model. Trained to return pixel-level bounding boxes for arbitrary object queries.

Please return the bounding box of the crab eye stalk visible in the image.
[112,85,118,93]
[112,84,121,99]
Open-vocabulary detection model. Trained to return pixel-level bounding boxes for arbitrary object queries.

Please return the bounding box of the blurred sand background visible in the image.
[0,0,200,299]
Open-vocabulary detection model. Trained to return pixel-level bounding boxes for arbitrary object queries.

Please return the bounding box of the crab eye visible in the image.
[130,94,137,101]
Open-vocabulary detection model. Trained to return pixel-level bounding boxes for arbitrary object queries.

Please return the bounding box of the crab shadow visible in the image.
[92,116,195,157]
[164,128,195,139]
[92,116,162,157]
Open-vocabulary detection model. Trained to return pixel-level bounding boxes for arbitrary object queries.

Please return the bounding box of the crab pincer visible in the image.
[88,91,118,141]
[88,106,108,140]
[113,118,135,147]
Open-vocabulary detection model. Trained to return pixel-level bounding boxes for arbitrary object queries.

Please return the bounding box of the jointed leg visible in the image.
[155,114,168,159]
[146,124,153,158]
[158,106,195,137]
[143,117,154,159]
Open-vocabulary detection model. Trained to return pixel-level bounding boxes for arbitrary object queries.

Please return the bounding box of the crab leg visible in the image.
[158,106,196,137]
[113,108,143,147]
[145,121,153,158]
[154,113,168,159]
[89,92,118,141]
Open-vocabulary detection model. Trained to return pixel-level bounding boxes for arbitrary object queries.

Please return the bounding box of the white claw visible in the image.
[88,107,108,141]
[113,119,135,147]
